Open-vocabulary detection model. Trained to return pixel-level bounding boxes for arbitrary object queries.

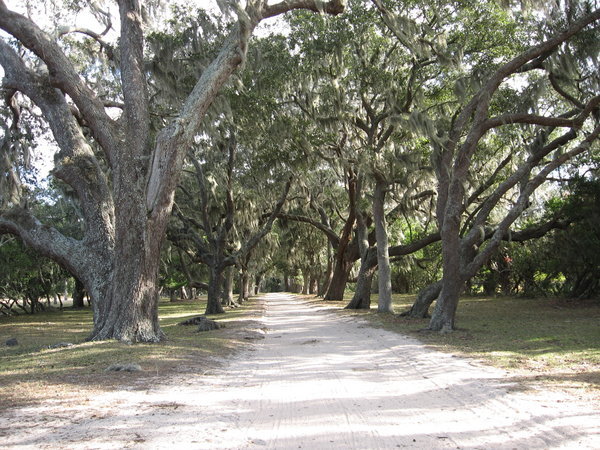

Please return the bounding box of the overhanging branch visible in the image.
[0,1,120,167]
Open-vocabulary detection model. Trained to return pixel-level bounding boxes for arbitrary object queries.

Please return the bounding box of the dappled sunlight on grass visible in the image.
[0,296,264,408]
[313,292,600,394]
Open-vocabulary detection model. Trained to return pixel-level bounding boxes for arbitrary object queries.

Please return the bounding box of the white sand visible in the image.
[1,292,598,449]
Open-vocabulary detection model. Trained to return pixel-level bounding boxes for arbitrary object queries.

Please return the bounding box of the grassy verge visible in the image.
[0,297,264,409]
[315,293,600,396]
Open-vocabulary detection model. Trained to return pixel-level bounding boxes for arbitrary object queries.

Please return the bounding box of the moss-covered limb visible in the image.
[0,39,115,250]
[262,0,345,19]
[0,1,119,167]
[0,207,80,272]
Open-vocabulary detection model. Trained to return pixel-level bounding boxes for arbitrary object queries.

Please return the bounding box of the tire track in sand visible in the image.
[1,293,598,449]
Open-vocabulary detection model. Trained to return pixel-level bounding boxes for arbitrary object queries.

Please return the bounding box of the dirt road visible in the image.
[2,293,598,449]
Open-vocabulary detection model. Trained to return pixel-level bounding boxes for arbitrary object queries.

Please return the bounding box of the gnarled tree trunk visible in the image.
[206,262,226,315]
[0,0,346,343]
[346,208,374,310]
[345,261,376,309]
[403,281,442,318]
[324,170,358,300]
[325,253,354,300]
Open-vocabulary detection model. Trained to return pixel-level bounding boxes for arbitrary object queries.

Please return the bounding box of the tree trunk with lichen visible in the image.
[345,208,375,310]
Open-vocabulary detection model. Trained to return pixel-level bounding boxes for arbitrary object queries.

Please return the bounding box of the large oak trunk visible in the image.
[324,170,358,300]
[90,201,166,342]
[318,243,334,296]
[428,216,462,332]
[428,277,462,332]
[221,266,236,307]
[206,264,226,314]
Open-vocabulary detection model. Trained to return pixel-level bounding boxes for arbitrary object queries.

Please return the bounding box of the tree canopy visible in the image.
[1,0,598,339]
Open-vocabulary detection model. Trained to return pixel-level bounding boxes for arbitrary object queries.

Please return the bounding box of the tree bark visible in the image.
[373,178,393,313]
[325,254,354,300]
[221,265,235,307]
[428,279,462,332]
[345,206,374,310]
[72,278,86,308]
[238,268,251,303]
[345,259,376,309]
[428,172,464,332]
[92,218,165,341]
[206,264,226,314]
[404,281,442,318]
[324,170,358,300]
[83,0,164,343]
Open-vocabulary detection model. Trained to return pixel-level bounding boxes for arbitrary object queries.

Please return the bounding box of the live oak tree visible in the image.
[427,5,600,331]
[364,0,522,312]
[169,130,292,315]
[357,0,600,330]
[286,0,489,310]
[286,2,428,309]
[166,32,306,315]
[0,0,346,342]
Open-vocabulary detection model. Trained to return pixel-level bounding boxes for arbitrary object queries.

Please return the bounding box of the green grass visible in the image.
[2,292,598,408]
[319,293,600,394]
[0,297,263,408]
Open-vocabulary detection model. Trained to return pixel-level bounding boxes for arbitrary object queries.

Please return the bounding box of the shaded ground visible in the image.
[0,297,266,410]
[328,294,600,398]
[1,293,598,449]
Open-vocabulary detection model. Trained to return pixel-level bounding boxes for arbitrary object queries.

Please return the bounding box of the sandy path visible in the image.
[1,293,598,449]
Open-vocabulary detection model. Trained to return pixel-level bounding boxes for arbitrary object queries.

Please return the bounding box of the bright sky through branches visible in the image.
[1,0,287,183]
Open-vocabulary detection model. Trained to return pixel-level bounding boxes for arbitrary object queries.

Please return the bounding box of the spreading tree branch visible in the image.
[0,0,120,167]
[231,177,294,264]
